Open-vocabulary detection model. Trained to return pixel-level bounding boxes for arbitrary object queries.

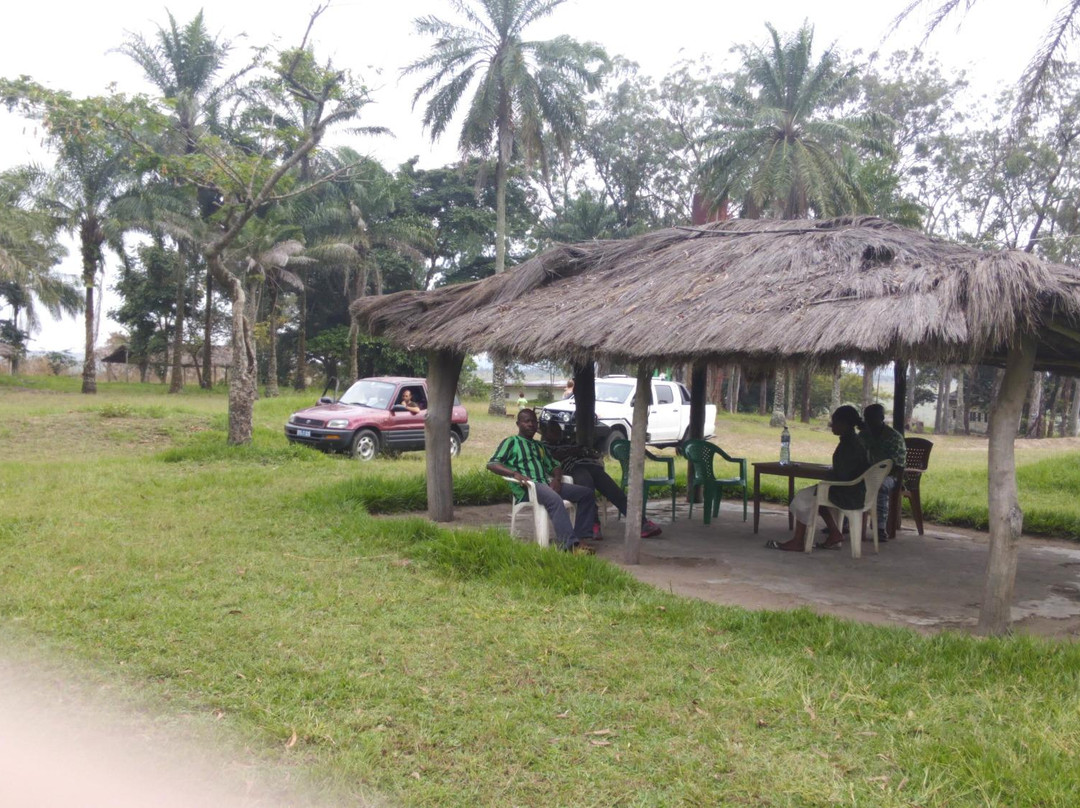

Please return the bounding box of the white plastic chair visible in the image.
[502,476,576,548]
[805,460,893,558]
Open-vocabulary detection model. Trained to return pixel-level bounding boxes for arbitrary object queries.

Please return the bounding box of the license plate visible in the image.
[297,429,312,438]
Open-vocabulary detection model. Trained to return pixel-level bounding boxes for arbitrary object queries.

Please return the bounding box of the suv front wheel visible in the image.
[351,428,380,461]
[450,431,462,458]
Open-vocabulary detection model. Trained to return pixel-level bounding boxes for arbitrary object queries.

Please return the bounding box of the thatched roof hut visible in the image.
[354,216,1080,371]
[352,215,1080,635]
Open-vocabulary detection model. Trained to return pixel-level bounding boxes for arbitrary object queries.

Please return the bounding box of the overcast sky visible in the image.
[0,0,1056,353]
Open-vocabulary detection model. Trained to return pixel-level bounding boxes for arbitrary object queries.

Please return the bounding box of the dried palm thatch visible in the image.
[353,216,1080,373]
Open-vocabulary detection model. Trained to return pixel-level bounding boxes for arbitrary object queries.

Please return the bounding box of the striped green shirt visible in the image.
[490,435,557,502]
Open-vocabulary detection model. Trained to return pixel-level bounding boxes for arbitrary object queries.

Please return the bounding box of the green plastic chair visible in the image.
[610,439,677,522]
[681,439,749,524]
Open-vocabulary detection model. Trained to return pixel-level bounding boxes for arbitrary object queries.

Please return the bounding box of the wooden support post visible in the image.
[573,361,596,449]
[623,363,653,564]
[978,333,1037,635]
[893,359,907,434]
[425,349,465,523]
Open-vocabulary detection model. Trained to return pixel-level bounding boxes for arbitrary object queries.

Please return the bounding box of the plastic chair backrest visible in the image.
[903,437,933,488]
[610,438,631,484]
[859,460,894,508]
[681,439,718,483]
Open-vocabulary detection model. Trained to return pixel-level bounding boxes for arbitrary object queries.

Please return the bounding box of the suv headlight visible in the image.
[326,419,349,428]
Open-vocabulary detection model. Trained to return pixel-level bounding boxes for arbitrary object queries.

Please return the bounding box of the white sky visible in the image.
[0,0,1058,353]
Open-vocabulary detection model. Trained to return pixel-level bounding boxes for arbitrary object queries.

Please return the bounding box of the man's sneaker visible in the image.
[641,520,663,539]
[592,522,603,540]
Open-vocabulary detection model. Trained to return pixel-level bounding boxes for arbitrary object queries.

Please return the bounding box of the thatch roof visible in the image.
[100,344,233,367]
[352,216,1080,373]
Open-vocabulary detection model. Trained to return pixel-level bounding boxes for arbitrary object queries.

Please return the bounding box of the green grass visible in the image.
[2,378,1080,805]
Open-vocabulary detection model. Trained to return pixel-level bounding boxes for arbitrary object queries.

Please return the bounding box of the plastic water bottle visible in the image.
[779,426,791,465]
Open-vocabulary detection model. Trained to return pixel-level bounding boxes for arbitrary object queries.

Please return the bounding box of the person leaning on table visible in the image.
[487,408,598,553]
[765,405,870,552]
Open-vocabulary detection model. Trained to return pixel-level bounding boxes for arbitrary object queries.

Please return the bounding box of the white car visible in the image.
[540,376,717,455]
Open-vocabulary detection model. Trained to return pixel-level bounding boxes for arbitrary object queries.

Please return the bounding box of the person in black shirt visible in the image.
[766,405,870,552]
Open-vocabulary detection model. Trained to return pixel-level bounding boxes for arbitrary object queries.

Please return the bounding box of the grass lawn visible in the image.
[2,376,1080,806]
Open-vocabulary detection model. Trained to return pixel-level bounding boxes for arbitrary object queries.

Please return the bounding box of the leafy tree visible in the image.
[403,0,608,414]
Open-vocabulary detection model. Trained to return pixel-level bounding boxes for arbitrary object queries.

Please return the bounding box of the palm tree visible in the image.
[41,125,137,394]
[894,0,1080,113]
[0,167,81,372]
[403,0,607,414]
[702,23,886,221]
[701,23,887,425]
[118,10,239,391]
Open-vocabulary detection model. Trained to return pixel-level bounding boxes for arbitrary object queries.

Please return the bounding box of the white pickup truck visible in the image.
[540,375,717,455]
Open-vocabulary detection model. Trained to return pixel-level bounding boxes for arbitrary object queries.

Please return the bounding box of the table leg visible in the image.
[753,468,761,534]
[787,476,795,530]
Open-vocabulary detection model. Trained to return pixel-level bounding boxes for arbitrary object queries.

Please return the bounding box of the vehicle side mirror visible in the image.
[318,396,334,405]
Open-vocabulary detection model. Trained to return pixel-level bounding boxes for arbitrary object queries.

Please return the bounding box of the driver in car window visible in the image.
[399,388,424,414]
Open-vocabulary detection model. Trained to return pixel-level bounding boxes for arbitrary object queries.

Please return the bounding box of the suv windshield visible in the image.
[595,381,633,403]
[340,380,396,408]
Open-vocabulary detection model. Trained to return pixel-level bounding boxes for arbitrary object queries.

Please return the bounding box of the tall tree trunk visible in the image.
[943,367,955,434]
[1068,378,1080,437]
[489,359,507,417]
[1045,374,1062,437]
[955,367,966,434]
[758,376,768,416]
[572,362,596,449]
[265,286,280,398]
[1025,371,1044,438]
[201,264,213,389]
[978,333,1037,635]
[80,228,100,395]
[169,248,186,394]
[487,106,512,418]
[212,257,258,445]
[293,271,308,390]
[727,364,741,413]
[830,364,842,413]
[769,368,786,427]
[426,349,465,522]
[862,363,875,408]
[785,367,794,420]
[799,367,812,423]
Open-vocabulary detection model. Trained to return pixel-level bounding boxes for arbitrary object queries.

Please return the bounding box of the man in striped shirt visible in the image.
[488,409,598,552]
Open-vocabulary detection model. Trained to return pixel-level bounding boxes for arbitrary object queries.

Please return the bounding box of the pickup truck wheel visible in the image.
[351,428,380,461]
[602,429,626,458]
[449,431,462,458]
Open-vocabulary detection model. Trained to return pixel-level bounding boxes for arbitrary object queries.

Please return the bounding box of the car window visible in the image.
[678,384,691,404]
[654,384,673,404]
[398,386,426,409]
[340,379,395,408]
[595,381,634,403]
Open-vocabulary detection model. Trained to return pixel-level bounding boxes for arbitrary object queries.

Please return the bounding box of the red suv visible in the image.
[285,376,469,461]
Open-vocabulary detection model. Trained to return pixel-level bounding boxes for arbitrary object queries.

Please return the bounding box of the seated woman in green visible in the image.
[765,405,870,552]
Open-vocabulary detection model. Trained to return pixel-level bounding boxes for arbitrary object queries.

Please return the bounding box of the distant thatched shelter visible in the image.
[353,216,1080,635]
[100,344,233,385]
